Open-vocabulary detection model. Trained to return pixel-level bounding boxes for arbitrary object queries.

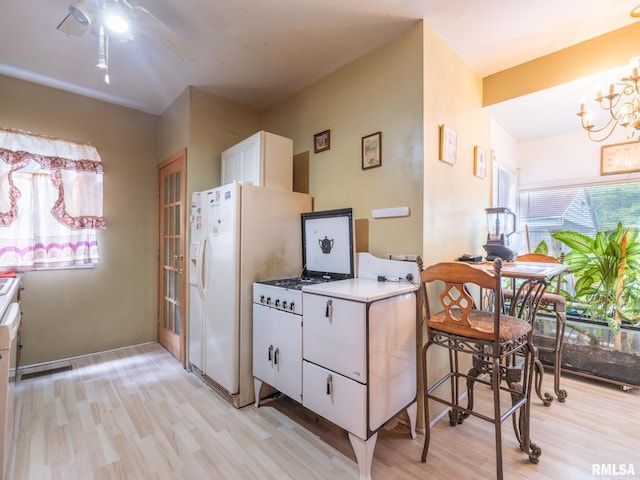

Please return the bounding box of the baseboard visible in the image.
[18,341,157,377]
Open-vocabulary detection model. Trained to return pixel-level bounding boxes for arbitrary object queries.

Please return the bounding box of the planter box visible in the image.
[534,315,640,388]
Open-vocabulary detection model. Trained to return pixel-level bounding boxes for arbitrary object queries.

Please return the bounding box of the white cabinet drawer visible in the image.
[302,361,367,438]
[302,293,366,382]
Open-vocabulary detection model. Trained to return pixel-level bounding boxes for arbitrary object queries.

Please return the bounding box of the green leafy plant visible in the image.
[551,222,640,335]
[533,240,549,255]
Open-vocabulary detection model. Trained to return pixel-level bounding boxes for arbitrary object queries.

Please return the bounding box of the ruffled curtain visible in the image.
[0,128,105,270]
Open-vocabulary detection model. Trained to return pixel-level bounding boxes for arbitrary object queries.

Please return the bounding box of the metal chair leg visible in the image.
[554,311,568,402]
[421,341,432,463]
[492,356,504,480]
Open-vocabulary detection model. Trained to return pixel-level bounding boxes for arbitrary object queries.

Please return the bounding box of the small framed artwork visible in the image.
[601,141,640,175]
[474,146,487,178]
[314,130,331,153]
[439,124,457,165]
[362,131,382,170]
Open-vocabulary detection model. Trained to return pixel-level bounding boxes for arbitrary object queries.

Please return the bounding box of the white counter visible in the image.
[0,277,21,319]
[302,277,417,303]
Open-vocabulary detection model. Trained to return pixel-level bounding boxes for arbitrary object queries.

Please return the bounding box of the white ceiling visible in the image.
[0,0,638,141]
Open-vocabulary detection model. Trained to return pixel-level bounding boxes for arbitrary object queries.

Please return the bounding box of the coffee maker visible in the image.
[483,207,516,261]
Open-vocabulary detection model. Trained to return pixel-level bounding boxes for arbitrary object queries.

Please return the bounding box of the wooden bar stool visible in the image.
[418,257,542,480]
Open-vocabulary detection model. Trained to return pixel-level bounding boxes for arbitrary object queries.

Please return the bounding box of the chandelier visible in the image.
[577,57,640,142]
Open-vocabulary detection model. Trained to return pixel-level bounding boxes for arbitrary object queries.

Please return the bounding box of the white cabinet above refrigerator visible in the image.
[221,131,293,191]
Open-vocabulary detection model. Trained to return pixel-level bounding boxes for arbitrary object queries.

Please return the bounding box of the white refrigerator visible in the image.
[188,182,312,408]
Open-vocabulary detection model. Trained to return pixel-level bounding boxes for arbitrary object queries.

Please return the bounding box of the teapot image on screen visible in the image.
[319,236,334,254]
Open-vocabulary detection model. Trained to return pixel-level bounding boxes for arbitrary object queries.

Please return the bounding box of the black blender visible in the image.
[483,207,516,261]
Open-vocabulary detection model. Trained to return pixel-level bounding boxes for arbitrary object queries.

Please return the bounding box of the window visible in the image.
[492,162,517,211]
[0,129,105,271]
[517,181,640,255]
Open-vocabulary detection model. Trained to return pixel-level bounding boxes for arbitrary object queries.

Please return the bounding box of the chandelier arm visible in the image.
[581,114,618,134]
[578,59,640,142]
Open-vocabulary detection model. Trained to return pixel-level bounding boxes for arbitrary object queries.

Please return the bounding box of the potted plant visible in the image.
[540,223,640,387]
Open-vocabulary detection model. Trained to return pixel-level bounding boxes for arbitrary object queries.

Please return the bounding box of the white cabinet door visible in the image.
[253,304,276,388]
[239,135,261,185]
[221,132,261,186]
[302,361,367,439]
[303,293,366,383]
[272,309,303,402]
[253,304,303,402]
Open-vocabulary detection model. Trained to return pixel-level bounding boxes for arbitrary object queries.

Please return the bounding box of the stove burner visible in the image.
[258,277,332,290]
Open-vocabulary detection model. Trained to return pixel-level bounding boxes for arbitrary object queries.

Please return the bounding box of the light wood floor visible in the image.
[8,342,639,479]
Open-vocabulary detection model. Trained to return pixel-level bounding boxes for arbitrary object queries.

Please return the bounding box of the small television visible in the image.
[301,208,355,281]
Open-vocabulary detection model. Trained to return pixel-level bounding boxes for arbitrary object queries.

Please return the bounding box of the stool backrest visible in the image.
[417,258,504,337]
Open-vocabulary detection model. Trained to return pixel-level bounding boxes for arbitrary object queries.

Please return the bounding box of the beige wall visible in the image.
[186,87,263,193]
[422,22,491,267]
[158,88,190,162]
[159,86,264,193]
[0,74,159,365]
[264,23,424,258]
[421,22,492,422]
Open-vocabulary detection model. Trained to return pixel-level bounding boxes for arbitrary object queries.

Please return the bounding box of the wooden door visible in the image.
[158,150,187,365]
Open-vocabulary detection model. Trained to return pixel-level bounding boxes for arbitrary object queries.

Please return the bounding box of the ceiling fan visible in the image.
[57,0,197,83]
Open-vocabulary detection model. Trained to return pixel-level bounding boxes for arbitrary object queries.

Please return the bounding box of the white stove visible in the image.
[252,206,421,480]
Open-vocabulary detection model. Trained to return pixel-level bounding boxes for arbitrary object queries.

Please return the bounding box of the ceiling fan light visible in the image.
[631,5,640,17]
[104,1,129,34]
[69,0,92,25]
[105,15,129,34]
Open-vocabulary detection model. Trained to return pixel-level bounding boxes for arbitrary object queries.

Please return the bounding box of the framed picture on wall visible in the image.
[601,141,640,175]
[439,124,457,165]
[314,130,331,153]
[474,146,487,178]
[362,131,382,170]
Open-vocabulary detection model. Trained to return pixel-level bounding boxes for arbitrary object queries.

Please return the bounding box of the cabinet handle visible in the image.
[326,374,333,395]
[325,299,333,319]
[274,347,279,365]
[268,345,273,364]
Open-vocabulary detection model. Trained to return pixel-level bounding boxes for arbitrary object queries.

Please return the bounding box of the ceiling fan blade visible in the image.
[57,12,90,36]
[130,6,198,61]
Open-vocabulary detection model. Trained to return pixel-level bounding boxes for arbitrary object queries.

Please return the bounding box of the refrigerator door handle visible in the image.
[196,235,207,297]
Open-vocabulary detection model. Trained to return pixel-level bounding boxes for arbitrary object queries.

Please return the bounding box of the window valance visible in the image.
[0,128,105,229]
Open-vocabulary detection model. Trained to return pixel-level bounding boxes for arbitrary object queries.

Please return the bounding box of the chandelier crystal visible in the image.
[577,57,640,142]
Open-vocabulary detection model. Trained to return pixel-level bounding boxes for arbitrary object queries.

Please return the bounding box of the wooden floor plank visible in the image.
[8,342,639,479]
